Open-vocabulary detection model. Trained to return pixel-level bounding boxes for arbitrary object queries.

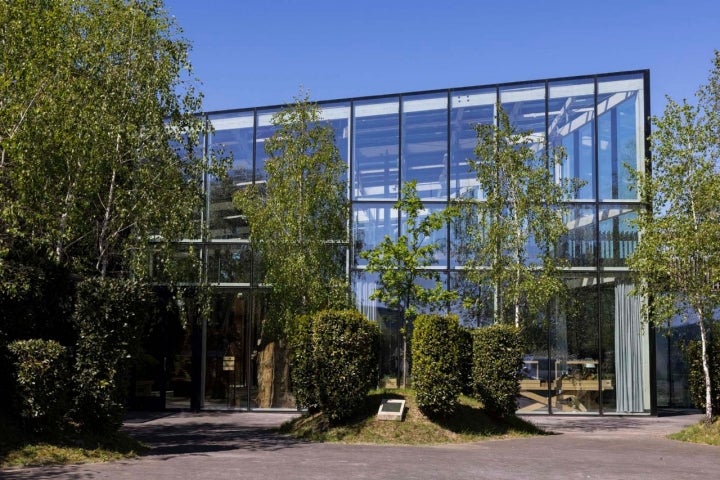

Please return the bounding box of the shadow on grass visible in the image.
[281,389,546,444]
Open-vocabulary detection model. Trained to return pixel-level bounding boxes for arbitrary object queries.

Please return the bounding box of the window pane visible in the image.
[559,205,596,267]
[400,202,447,268]
[207,244,252,284]
[598,74,645,200]
[352,203,397,266]
[401,93,448,200]
[208,112,254,239]
[321,102,351,171]
[598,205,638,267]
[353,97,399,200]
[450,88,495,200]
[553,274,600,413]
[549,79,596,200]
[255,108,279,182]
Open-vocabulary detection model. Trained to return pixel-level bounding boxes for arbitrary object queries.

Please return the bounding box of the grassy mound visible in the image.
[668,419,720,446]
[0,416,146,468]
[279,389,544,445]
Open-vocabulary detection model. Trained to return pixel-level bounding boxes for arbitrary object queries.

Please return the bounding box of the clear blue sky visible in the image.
[165,0,720,116]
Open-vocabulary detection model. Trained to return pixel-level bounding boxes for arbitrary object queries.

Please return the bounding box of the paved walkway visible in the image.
[2,410,717,479]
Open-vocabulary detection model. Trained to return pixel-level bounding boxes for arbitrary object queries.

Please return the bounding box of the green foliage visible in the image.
[454,104,573,326]
[361,180,458,386]
[471,324,524,418]
[457,326,474,395]
[411,314,463,417]
[234,94,348,339]
[687,323,720,411]
[72,278,155,434]
[8,339,70,432]
[0,0,226,280]
[628,50,720,423]
[289,310,380,422]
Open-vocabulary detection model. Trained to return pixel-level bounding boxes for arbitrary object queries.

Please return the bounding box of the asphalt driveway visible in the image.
[2,410,716,480]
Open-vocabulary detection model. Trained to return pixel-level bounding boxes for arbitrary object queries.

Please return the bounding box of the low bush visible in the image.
[8,339,70,432]
[472,324,524,418]
[290,309,380,422]
[72,278,154,434]
[411,314,463,417]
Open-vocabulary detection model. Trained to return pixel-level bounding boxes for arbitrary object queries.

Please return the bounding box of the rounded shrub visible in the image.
[411,314,463,418]
[72,278,154,433]
[472,324,524,418]
[8,339,70,432]
[290,309,380,422]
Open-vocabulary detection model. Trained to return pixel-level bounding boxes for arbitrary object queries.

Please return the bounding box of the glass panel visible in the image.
[203,290,268,410]
[553,274,600,413]
[321,102,351,166]
[450,88,496,200]
[353,97,400,200]
[500,83,546,147]
[401,202,448,268]
[598,205,638,267]
[401,93,448,200]
[548,79,596,200]
[208,112,254,240]
[352,203,398,266]
[519,310,552,414]
[207,244,252,284]
[353,270,402,386]
[449,271,494,327]
[255,108,279,182]
[597,74,645,200]
[559,205,596,267]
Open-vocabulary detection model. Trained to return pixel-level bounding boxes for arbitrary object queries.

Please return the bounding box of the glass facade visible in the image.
[146,70,660,414]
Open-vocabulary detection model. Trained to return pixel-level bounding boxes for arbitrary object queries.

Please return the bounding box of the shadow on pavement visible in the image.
[125,422,304,457]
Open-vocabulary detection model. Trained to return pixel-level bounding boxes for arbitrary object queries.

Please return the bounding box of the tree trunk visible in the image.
[255,340,294,408]
[697,308,713,426]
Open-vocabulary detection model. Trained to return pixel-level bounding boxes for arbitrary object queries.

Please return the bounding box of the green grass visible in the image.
[279,389,545,445]
[668,418,720,446]
[0,417,146,468]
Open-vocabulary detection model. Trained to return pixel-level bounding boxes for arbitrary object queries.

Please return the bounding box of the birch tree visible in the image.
[628,50,720,426]
[458,104,572,327]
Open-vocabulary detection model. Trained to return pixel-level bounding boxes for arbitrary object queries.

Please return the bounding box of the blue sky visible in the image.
[165,0,720,116]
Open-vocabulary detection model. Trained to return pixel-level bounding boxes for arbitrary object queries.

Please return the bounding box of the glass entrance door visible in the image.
[204,290,255,409]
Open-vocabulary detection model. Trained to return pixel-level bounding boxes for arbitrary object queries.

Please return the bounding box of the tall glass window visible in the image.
[597,74,645,201]
[400,202,448,268]
[353,97,400,200]
[320,102,351,166]
[500,83,546,151]
[352,203,397,266]
[598,205,638,267]
[401,93,448,200]
[548,80,596,200]
[559,206,596,267]
[255,108,279,182]
[450,88,495,200]
[208,112,254,240]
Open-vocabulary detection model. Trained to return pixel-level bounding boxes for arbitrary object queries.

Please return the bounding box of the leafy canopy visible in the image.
[0,0,225,281]
[234,93,349,338]
[455,104,573,325]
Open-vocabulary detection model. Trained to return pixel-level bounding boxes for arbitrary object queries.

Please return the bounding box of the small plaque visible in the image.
[377,399,406,421]
[223,356,235,371]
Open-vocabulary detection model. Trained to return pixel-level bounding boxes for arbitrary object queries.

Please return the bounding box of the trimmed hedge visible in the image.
[290,309,380,422]
[411,314,463,417]
[8,339,69,432]
[472,324,524,418]
[72,278,154,433]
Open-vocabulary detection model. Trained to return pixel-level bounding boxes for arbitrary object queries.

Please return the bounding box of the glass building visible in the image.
[137,70,675,415]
